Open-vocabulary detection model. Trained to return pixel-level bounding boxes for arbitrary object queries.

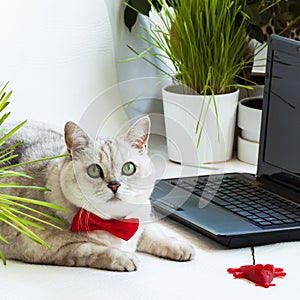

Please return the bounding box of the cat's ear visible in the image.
[64,121,90,157]
[125,116,150,153]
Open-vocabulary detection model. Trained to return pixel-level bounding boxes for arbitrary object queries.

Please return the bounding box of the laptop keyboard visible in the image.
[167,175,300,227]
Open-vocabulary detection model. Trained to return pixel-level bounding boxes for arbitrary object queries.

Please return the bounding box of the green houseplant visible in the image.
[125,0,270,164]
[125,0,274,43]
[0,82,66,264]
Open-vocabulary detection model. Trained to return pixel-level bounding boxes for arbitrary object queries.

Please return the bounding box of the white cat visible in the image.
[0,116,194,271]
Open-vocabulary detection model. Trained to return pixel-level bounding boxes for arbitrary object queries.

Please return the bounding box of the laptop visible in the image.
[150,34,300,248]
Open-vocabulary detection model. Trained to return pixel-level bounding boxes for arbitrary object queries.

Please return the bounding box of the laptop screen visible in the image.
[257,35,300,190]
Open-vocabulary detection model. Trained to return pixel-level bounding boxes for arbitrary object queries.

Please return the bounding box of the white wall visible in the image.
[0,1,117,130]
[0,0,165,137]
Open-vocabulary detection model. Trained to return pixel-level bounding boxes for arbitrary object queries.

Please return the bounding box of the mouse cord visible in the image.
[251,246,256,265]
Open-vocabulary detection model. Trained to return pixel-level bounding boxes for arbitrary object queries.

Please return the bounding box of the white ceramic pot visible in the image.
[162,85,239,165]
[237,96,263,165]
[238,97,262,143]
[237,136,259,165]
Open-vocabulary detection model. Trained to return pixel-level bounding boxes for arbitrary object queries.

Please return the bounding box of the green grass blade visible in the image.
[0,141,23,156]
[3,206,63,231]
[0,120,27,146]
[0,206,44,229]
[0,82,10,97]
[0,112,11,127]
[0,234,8,244]
[0,153,70,171]
[0,154,19,164]
[0,214,50,248]
[0,93,11,112]
[0,250,6,265]
[0,194,66,211]
[0,170,32,179]
[0,198,65,225]
[0,184,50,192]
[0,148,15,160]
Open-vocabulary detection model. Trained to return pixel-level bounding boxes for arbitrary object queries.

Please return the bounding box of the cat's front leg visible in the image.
[3,229,139,271]
[137,224,195,261]
[68,243,139,271]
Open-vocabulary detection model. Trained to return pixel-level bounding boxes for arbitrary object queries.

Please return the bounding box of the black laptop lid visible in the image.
[257,35,300,190]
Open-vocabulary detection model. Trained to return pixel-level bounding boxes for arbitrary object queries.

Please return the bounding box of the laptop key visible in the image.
[258,221,272,226]
[211,197,230,206]
[224,204,238,210]
[251,218,265,223]
[272,213,287,220]
[283,213,299,219]
[265,216,278,222]
[256,212,270,218]
[247,215,260,220]
[271,220,284,225]
[282,219,296,224]
[237,211,252,217]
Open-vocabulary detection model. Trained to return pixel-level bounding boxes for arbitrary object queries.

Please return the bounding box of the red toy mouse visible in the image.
[227,264,286,288]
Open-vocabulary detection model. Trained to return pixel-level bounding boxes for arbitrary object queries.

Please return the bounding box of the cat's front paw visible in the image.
[104,248,139,272]
[156,237,195,261]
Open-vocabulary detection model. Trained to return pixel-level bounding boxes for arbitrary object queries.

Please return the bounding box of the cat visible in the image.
[0,116,194,271]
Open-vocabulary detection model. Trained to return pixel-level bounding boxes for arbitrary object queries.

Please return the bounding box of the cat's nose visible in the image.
[107,180,121,193]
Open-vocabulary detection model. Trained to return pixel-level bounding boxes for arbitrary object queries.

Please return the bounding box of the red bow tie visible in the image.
[71,209,139,241]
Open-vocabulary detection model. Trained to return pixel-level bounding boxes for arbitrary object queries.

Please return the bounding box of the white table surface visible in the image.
[2,136,299,300]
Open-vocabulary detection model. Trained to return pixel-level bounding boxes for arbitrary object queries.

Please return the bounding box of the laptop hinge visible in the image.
[259,174,300,195]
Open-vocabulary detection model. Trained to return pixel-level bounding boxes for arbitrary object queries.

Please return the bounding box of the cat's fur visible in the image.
[0,117,194,271]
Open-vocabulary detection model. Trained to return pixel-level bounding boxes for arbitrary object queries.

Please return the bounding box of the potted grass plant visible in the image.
[0,82,66,264]
[125,0,268,164]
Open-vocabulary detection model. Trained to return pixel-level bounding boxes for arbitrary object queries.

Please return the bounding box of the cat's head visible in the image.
[60,116,155,220]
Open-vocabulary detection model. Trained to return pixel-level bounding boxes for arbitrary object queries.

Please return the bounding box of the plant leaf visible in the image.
[0,250,6,265]
[0,170,32,179]
[0,184,50,192]
[124,3,138,32]
[248,24,265,43]
[0,120,27,147]
[0,153,70,171]
[131,0,151,16]
[0,141,23,157]
[0,213,50,248]
[0,198,65,225]
[0,194,66,211]
[0,82,67,264]
[3,205,63,230]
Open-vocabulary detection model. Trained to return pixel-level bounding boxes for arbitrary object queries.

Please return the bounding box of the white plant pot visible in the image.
[237,136,259,165]
[237,96,263,165]
[162,85,239,165]
[238,97,262,143]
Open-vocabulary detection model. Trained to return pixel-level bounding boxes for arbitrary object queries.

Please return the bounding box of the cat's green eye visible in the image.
[87,164,104,179]
[121,162,136,176]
